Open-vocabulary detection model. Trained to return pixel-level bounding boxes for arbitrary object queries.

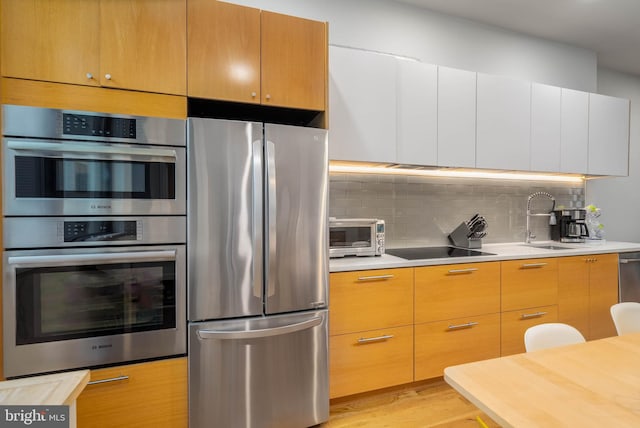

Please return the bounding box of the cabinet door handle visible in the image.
[520,311,548,319]
[88,375,129,386]
[357,274,394,281]
[357,334,394,344]
[447,268,478,274]
[447,322,479,330]
[521,263,547,268]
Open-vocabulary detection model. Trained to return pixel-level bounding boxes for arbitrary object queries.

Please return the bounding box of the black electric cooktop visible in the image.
[385,246,495,260]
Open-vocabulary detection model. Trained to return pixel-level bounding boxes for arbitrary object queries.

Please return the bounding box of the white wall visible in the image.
[230,0,597,91]
[586,68,640,241]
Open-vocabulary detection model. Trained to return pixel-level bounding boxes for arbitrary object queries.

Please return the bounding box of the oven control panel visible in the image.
[62,220,141,242]
[63,113,137,139]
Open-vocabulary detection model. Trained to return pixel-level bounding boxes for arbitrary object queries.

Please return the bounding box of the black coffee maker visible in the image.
[550,209,589,242]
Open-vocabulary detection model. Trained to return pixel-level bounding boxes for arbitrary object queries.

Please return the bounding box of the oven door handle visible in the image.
[6,140,177,161]
[7,250,176,267]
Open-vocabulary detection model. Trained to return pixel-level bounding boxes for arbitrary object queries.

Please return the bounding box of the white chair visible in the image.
[524,323,586,352]
[610,302,640,335]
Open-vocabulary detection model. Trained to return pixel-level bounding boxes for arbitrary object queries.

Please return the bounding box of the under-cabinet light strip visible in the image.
[328,164,584,183]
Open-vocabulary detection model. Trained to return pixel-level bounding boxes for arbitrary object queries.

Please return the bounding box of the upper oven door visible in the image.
[2,138,186,216]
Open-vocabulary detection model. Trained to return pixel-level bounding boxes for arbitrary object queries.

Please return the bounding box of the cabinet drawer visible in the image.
[415,313,500,381]
[77,358,187,428]
[501,305,558,356]
[502,258,558,311]
[415,262,500,323]
[329,325,413,398]
[330,268,414,335]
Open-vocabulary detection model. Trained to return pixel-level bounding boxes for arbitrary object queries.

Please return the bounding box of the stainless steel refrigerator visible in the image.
[187,118,329,428]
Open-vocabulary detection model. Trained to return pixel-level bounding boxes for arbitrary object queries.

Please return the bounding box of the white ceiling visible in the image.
[393,0,640,76]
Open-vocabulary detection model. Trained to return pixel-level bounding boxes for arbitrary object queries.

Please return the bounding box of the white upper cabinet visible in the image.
[437,66,476,168]
[396,59,437,166]
[560,88,589,174]
[530,83,561,172]
[476,73,531,171]
[588,93,630,176]
[329,46,397,163]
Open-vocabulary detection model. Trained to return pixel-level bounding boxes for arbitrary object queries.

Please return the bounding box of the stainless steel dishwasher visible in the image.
[619,252,640,302]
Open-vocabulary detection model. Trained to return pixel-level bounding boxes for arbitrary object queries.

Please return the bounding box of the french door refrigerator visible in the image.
[187,118,329,428]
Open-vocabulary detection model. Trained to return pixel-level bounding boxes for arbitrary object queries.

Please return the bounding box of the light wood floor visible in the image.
[322,379,500,428]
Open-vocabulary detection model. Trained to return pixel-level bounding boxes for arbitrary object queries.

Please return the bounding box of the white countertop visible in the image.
[329,241,640,272]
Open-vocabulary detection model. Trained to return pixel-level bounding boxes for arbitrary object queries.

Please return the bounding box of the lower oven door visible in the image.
[2,244,186,378]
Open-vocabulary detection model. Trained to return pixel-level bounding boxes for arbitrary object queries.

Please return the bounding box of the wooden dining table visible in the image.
[444,332,640,427]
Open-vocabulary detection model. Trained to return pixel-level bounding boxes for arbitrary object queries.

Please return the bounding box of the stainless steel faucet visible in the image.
[526,192,556,243]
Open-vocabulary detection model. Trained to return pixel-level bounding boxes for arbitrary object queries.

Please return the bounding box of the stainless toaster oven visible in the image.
[329,218,385,258]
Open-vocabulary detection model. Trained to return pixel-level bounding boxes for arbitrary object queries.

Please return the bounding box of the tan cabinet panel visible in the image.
[502,258,558,311]
[100,0,186,95]
[261,11,326,110]
[558,255,590,338]
[330,325,413,399]
[187,0,261,102]
[588,253,619,340]
[1,78,187,119]
[558,253,619,341]
[415,262,500,323]
[501,305,558,356]
[1,0,100,86]
[330,269,414,336]
[77,358,187,428]
[415,313,500,381]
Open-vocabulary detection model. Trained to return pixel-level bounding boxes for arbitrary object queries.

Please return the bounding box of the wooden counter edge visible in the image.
[0,369,90,406]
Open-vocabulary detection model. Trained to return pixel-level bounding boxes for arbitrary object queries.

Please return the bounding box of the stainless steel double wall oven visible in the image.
[2,105,187,378]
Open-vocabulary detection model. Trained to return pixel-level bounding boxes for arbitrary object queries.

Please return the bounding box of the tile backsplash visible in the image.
[329,173,585,248]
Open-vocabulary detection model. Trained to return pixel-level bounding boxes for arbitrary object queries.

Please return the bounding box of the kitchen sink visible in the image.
[523,244,574,250]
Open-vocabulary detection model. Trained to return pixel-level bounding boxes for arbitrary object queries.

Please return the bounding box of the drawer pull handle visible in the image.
[357,274,394,281]
[447,322,479,330]
[88,375,129,386]
[357,334,394,343]
[520,311,548,320]
[448,268,478,274]
[521,263,548,268]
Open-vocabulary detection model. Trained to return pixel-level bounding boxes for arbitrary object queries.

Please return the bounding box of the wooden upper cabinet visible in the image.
[0,0,100,86]
[100,0,187,95]
[187,0,261,103]
[188,2,327,110]
[261,11,326,110]
[1,0,186,96]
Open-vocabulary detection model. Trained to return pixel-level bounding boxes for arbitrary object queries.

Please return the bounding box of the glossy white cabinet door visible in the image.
[437,66,476,168]
[396,59,437,166]
[560,88,589,174]
[329,46,397,163]
[531,83,561,172]
[588,93,630,176]
[477,73,531,170]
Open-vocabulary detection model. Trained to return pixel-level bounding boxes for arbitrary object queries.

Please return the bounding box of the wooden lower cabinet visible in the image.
[501,305,558,355]
[558,253,619,340]
[329,268,414,336]
[501,258,558,311]
[415,313,500,381]
[329,325,413,398]
[587,253,619,339]
[77,357,187,428]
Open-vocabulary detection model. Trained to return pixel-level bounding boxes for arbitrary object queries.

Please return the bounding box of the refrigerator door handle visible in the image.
[252,139,264,299]
[197,316,322,340]
[265,140,277,297]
